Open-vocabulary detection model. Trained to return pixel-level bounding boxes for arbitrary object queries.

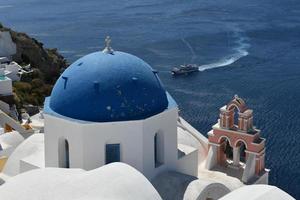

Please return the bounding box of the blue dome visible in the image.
[48,51,168,122]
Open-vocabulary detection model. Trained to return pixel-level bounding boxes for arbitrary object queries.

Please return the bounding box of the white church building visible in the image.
[43,37,197,179]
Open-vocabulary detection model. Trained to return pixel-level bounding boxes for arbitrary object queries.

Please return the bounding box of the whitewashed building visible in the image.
[43,38,198,179]
[0,69,12,96]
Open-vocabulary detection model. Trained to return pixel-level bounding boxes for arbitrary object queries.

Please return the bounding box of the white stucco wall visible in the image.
[44,116,84,168]
[176,147,198,177]
[44,107,180,179]
[0,77,12,95]
[142,107,178,179]
[5,62,21,81]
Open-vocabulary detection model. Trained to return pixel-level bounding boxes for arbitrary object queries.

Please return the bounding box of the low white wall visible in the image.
[176,149,198,177]
[177,117,208,164]
[254,170,269,184]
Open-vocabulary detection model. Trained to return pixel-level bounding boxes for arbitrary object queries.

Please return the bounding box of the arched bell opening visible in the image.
[236,140,247,164]
[219,137,233,165]
[227,104,240,130]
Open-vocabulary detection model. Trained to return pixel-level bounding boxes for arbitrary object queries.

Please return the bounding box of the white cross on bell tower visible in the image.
[102,36,114,54]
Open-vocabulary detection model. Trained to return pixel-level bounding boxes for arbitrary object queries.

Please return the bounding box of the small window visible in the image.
[58,138,70,168]
[106,144,120,164]
[154,133,164,168]
[65,140,70,168]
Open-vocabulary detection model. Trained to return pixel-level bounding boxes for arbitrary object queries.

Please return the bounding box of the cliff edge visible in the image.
[0,22,68,106]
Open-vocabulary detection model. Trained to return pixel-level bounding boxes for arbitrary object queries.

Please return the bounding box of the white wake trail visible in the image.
[198,28,250,72]
[0,5,13,9]
[181,38,197,62]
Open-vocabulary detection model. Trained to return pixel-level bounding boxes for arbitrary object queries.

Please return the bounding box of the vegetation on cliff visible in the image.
[0,23,68,108]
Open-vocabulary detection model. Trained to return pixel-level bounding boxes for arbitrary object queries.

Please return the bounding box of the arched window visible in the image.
[154,132,164,168]
[58,138,70,168]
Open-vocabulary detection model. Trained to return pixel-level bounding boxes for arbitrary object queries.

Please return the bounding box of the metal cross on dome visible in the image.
[102,36,114,54]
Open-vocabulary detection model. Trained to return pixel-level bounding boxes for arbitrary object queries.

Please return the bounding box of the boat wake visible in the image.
[181,38,197,62]
[198,50,248,72]
[0,5,13,9]
[195,27,250,72]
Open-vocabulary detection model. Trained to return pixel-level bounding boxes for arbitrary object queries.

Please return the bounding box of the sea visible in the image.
[1,0,300,198]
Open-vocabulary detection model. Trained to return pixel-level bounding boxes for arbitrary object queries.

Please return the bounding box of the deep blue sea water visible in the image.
[1,0,300,198]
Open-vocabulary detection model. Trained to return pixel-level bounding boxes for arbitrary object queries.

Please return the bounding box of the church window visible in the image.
[106,144,120,164]
[58,138,70,168]
[154,133,164,168]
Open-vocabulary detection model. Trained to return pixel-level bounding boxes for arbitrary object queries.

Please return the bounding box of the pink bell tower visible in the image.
[206,95,268,184]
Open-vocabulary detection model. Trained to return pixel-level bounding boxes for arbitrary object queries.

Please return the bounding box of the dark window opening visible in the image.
[65,140,70,168]
[58,138,70,168]
[154,133,164,168]
[237,141,247,163]
[224,140,233,160]
[106,144,120,164]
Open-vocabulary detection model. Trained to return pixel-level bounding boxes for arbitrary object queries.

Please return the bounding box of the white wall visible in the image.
[176,148,198,177]
[81,119,144,171]
[142,108,179,179]
[5,62,21,81]
[44,116,84,168]
[0,77,12,95]
[44,107,181,179]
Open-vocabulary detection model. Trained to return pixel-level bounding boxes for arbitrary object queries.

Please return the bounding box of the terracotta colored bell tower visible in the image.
[206,95,268,184]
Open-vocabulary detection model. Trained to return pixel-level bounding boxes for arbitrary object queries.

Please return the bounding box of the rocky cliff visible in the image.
[0,22,68,84]
[0,22,68,107]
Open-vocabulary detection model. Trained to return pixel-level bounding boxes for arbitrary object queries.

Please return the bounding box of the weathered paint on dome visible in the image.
[47,51,168,122]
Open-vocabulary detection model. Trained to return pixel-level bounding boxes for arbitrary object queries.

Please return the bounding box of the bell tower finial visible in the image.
[102,36,114,54]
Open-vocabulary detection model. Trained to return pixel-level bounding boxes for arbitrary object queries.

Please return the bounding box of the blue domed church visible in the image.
[43,37,198,179]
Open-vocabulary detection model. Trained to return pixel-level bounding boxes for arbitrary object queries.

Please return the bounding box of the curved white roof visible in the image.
[0,131,24,152]
[0,162,162,200]
[2,134,44,176]
[220,185,295,200]
[152,171,230,200]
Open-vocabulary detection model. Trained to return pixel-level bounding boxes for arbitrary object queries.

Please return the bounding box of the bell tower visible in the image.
[206,95,268,184]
